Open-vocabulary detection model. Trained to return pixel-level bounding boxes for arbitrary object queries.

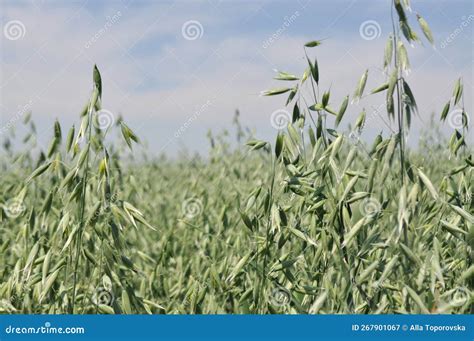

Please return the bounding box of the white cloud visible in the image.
[1,0,471,154]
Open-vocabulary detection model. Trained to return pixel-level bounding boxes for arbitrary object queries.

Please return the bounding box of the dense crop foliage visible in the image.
[0,0,472,314]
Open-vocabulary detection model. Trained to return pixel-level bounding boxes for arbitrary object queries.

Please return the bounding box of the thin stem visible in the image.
[391,0,405,186]
[258,153,277,313]
[304,48,326,148]
[70,97,95,313]
[460,77,467,157]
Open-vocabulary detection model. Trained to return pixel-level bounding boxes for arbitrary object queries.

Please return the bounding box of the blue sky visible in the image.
[1,0,472,155]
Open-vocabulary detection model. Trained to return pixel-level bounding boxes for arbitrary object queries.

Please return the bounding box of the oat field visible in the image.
[0,0,473,315]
